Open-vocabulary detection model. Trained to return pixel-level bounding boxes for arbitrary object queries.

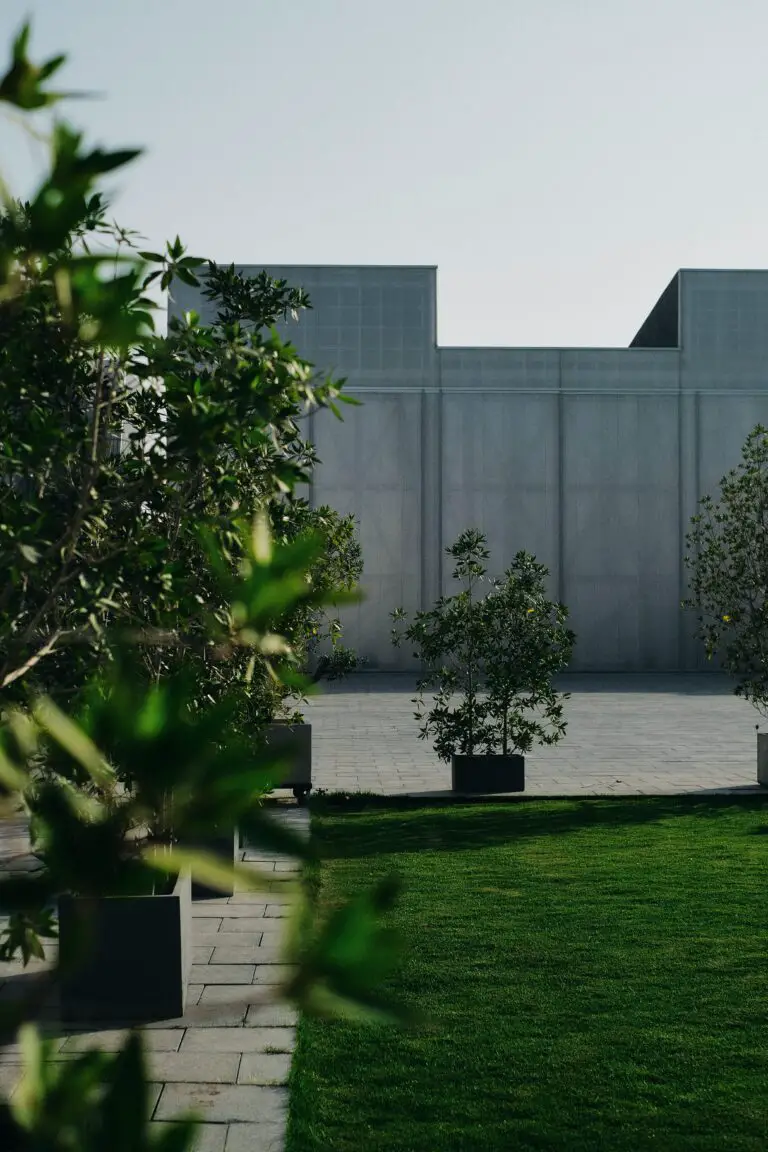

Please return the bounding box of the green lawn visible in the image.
[287,795,768,1152]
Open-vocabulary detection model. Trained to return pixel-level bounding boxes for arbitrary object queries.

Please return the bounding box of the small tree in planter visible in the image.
[1,519,335,1022]
[392,530,575,793]
[683,425,768,784]
[274,499,364,700]
[260,501,364,802]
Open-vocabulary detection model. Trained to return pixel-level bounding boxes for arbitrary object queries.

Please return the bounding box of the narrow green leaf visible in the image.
[32,698,114,788]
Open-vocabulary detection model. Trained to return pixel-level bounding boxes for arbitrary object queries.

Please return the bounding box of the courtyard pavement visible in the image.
[303,672,766,796]
[0,806,308,1152]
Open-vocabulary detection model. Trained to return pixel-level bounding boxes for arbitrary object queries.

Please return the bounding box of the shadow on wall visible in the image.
[318,671,739,697]
[310,794,768,860]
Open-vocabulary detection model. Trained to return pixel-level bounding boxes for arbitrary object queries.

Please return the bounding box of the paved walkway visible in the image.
[0,805,308,1152]
[304,672,765,796]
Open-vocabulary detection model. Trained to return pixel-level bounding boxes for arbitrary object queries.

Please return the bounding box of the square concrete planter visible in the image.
[758,732,768,787]
[58,871,192,1022]
[264,721,312,803]
[451,754,525,794]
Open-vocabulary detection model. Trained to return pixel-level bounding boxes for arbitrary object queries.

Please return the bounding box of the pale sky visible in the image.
[1,0,767,347]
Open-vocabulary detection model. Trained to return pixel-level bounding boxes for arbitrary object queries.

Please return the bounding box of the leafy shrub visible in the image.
[684,425,768,715]
[392,530,575,760]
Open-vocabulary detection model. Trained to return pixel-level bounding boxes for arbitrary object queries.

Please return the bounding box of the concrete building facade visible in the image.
[170,267,768,672]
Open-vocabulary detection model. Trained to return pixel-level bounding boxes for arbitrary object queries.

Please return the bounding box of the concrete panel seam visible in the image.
[557,352,565,606]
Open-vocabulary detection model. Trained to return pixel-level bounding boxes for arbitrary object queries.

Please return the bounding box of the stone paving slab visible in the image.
[216,919,282,934]
[154,1083,288,1124]
[151,1124,226,1152]
[244,1004,297,1029]
[62,1028,185,1053]
[147,1052,241,1083]
[179,1027,294,1054]
[298,672,766,796]
[224,1123,284,1152]
[238,1052,291,1085]
[210,946,283,964]
[194,905,268,918]
[190,964,257,984]
[198,985,284,1008]
[228,892,282,905]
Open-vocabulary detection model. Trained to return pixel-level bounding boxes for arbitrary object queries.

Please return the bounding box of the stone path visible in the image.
[304,672,766,796]
[0,805,309,1152]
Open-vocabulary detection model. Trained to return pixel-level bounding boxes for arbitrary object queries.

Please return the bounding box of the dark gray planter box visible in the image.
[264,721,312,803]
[183,827,238,899]
[451,754,525,794]
[758,733,768,787]
[58,871,192,1022]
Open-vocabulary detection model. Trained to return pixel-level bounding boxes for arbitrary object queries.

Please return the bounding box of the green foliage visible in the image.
[287,874,407,1023]
[0,520,333,920]
[0,203,361,737]
[482,551,576,755]
[0,24,71,111]
[273,501,364,712]
[0,908,57,965]
[0,21,389,1151]
[0,216,359,718]
[684,426,768,715]
[392,530,575,760]
[201,261,311,328]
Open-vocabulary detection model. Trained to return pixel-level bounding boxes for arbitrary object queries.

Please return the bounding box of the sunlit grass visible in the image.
[288,795,768,1152]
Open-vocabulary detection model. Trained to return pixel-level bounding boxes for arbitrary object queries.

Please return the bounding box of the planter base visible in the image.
[58,871,191,1023]
[451,754,525,794]
[263,722,312,795]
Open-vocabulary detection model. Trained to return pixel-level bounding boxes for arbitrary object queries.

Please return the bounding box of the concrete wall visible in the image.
[170,265,768,672]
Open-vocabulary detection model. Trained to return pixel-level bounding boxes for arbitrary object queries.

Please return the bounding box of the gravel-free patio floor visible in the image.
[306,673,763,796]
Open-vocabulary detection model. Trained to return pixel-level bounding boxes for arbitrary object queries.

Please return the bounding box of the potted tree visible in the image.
[6,518,335,1018]
[262,502,363,804]
[392,530,575,794]
[684,425,768,785]
[19,665,274,1022]
[16,679,198,1023]
[10,650,304,1018]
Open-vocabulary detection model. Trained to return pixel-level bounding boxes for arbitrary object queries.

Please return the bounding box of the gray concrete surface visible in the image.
[303,672,766,796]
[172,265,768,673]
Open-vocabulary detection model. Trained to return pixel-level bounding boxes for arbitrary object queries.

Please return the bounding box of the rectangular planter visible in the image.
[263,721,312,800]
[758,732,768,787]
[451,754,525,795]
[58,871,192,1023]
